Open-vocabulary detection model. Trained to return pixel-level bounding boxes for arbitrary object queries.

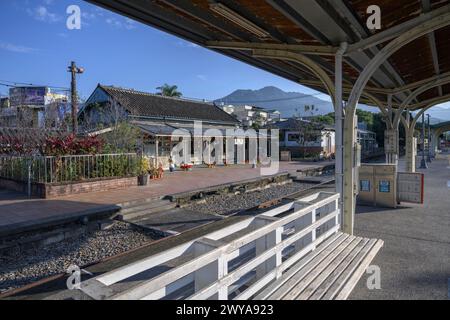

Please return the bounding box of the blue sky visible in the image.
[0,0,449,120]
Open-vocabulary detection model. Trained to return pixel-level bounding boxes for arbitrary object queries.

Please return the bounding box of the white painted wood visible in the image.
[295,237,365,300]
[254,216,282,280]
[322,238,379,300]
[78,192,348,300]
[80,279,115,300]
[194,238,228,298]
[334,239,384,300]
[187,212,339,300]
[206,219,254,241]
[309,238,369,300]
[255,233,349,300]
[281,236,356,300]
[96,242,192,286]
[249,228,341,300]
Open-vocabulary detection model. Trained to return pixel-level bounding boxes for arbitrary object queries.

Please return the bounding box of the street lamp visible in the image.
[419,113,428,169]
[68,61,84,134]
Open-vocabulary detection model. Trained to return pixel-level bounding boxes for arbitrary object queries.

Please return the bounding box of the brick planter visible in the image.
[0,176,138,198]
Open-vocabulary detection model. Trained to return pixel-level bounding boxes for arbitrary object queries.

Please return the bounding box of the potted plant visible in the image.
[150,166,160,179]
[138,157,150,186]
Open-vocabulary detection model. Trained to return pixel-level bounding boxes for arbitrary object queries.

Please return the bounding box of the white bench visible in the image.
[79,192,382,300]
[254,232,383,300]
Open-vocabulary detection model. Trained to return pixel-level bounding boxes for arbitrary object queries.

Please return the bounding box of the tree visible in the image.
[79,98,141,153]
[293,119,323,158]
[312,113,334,125]
[156,84,182,97]
[356,109,374,128]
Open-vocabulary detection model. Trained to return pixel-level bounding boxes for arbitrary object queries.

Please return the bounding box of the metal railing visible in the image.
[79,192,340,300]
[0,153,139,184]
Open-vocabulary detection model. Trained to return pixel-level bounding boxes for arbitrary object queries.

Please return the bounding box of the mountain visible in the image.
[426,105,450,122]
[214,86,334,117]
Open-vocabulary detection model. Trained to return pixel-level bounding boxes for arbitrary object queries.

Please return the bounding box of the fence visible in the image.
[79,191,340,300]
[0,153,139,184]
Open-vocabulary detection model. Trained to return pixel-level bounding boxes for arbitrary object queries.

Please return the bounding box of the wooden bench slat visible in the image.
[308,237,371,300]
[321,238,380,300]
[334,239,384,300]
[253,232,347,300]
[265,234,350,300]
[296,237,368,300]
[267,234,352,300]
[281,236,357,300]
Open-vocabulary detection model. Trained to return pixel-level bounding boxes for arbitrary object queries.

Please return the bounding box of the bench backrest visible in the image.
[80,192,340,300]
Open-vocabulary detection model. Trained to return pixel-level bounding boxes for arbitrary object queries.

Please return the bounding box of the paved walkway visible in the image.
[351,155,450,300]
[0,161,331,233]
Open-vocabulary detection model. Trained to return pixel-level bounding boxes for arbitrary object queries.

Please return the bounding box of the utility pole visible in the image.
[420,113,428,169]
[68,61,84,134]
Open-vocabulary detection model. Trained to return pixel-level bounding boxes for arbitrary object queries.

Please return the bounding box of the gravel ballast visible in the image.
[186,181,318,216]
[0,222,161,294]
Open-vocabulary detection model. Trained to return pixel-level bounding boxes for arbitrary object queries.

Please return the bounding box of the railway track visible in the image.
[0,177,335,299]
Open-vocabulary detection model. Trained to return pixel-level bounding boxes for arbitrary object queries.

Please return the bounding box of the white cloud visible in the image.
[196,74,207,81]
[175,40,201,49]
[105,17,137,30]
[0,42,37,53]
[27,6,61,23]
[82,11,97,20]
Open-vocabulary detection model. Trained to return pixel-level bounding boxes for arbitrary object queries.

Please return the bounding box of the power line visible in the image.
[0,80,70,91]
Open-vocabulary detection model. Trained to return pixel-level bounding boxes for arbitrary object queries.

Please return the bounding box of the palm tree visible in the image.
[156,84,182,97]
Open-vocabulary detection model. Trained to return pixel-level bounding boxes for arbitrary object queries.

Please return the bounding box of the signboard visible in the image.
[384,130,399,154]
[360,179,371,192]
[397,172,424,204]
[9,87,47,107]
[379,180,390,193]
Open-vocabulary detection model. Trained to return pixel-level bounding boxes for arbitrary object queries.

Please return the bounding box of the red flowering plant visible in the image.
[43,134,104,156]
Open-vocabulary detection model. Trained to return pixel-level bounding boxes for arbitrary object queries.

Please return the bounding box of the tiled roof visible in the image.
[98,85,239,125]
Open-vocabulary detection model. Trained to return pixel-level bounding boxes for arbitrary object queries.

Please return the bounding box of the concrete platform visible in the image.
[351,155,450,300]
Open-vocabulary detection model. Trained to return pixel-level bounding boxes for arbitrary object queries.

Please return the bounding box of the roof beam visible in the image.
[205,41,337,55]
[158,0,253,41]
[330,0,413,102]
[409,93,450,110]
[347,3,450,54]
[267,0,405,99]
[392,71,450,94]
[421,0,443,96]
[218,0,294,44]
[265,0,331,44]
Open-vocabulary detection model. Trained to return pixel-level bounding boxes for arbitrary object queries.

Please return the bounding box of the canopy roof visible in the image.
[88,0,450,111]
